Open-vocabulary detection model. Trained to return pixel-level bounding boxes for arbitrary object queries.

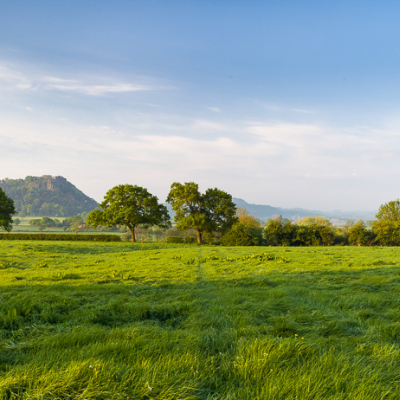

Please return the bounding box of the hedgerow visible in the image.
[0,233,120,241]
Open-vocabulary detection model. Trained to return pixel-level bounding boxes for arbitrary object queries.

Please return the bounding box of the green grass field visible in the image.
[1,242,400,399]
[12,219,123,236]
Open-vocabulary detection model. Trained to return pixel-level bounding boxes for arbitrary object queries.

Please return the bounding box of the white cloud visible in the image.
[42,76,77,84]
[208,107,221,113]
[45,82,151,96]
[292,108,314,114]
[192,119,227,132]
[248,123,322,144]
[0,63,156,96]
[0,65,28,82]
[1,68,400,211]
[115,112,232,135]
[261,102,314,115]
[15,83,32,90]
[2,115,392,186]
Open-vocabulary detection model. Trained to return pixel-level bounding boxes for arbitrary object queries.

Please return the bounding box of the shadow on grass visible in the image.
[1,265,399,336]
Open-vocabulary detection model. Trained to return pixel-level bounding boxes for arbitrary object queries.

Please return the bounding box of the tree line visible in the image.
[86,182,236,243]
[27,215,87,233]
[230,201,400,246]
[2,183,400,246]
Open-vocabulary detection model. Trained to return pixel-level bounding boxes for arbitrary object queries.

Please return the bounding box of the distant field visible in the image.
[12,218,122,236]
[13,217,55,226]
[1,243,400,399]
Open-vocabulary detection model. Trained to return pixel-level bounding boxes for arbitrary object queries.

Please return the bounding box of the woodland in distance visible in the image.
[1,178,400,247]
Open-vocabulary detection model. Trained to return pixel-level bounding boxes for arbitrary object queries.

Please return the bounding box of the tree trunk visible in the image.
[130,227,136,242]
[197,230,202,244]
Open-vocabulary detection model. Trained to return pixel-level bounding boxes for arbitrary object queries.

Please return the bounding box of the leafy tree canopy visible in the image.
[376,199,400,221]
[263,219,334,246]
[167,182,237,244]
[264,220,296,246]
[29,217,57,232]
[348,221,374,246]
[62,216,84,234]
[222,222,261,246]
[373,200,400,245]
[236,207,261,228]
[87,185,170,242]
[372,220,400,246]
[0,187,16,231]
[297,216,331,227]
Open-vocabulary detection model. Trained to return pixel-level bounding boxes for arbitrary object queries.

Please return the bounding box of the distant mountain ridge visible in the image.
[0,176,98,217]
[232,198,376,223]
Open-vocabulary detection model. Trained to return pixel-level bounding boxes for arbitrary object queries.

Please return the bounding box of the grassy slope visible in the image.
[1,243,400,399]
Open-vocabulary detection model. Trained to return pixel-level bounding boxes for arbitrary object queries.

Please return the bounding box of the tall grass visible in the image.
[1,242,400,398]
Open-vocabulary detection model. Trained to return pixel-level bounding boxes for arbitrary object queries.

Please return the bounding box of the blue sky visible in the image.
[1,1,400,211]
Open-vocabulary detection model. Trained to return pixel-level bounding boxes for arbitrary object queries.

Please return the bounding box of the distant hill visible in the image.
[165,197,375,224]
[233,198,376,223]
[0,176,98,217]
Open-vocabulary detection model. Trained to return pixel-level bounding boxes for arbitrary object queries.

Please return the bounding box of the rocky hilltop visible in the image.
[0,175,98,217]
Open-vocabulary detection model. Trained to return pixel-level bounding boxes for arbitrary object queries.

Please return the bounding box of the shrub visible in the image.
[221,222,261,246]
[166,237,185,243]
[308,224,335,246]
[349,221,375,246]
[166,237,197,244]
[372,220,400,246]
[121,232,132,242]
[264,220,296,246]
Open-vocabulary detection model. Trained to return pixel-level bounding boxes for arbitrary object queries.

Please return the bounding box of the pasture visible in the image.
[1,242,400,399]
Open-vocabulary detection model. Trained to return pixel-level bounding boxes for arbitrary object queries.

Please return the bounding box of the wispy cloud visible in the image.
[0,64,157,96]
[0,65,28,82]
[115,112,231,135]
[1,58,399,210]
[261,102,314,115]
[45,82,151,95]
[292,108,314,114]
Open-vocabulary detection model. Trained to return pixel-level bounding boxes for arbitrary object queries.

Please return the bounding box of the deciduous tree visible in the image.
[0,188,16,231]
[236,207,261,228]
[87,185,170,242]
[348,221,374,246]
[297,216,331,227]
[221,222,260,246]
[264,220,297,246]
[376,200,400,221]
[29,217,56,232]
[167,182,237,244]
[373,200,400,245]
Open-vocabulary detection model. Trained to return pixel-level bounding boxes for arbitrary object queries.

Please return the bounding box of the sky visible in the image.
[1,1,400,211]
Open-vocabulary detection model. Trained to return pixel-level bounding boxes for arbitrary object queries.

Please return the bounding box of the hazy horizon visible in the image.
[2,2,400,212]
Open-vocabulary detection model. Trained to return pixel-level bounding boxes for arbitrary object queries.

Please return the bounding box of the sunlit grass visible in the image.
[1,242,400,399]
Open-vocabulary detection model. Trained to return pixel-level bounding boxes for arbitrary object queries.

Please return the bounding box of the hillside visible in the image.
[0,176,98,217]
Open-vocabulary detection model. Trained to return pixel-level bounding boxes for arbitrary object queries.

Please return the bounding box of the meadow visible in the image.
[1,242,400,399]
[11,218,122,237]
